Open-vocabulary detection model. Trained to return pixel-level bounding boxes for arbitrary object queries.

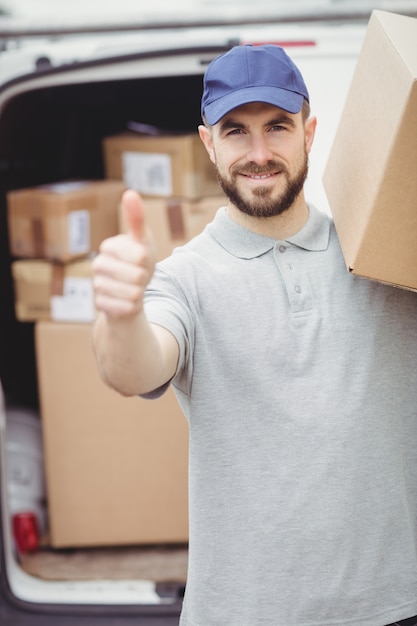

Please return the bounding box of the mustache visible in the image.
[231,160,289,176]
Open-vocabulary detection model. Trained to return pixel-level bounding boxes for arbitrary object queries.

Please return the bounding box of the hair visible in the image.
[301,98,311,121]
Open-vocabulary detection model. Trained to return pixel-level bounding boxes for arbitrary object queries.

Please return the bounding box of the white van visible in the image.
[0,2,416,624]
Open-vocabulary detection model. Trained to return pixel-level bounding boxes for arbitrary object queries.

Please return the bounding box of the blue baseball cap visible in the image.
[201,44,309,125]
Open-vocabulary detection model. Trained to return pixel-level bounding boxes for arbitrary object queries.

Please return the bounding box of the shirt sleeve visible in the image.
[142,263,195,399]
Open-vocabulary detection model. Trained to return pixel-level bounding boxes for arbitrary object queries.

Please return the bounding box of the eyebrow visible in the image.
[218,113,297,133]
[218,119,245,133]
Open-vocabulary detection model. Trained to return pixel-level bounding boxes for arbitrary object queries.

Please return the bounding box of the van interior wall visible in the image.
[0,72,203,409]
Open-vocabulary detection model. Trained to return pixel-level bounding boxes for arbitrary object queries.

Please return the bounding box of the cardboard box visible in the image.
[119,195,226,260]
[7,180,125,262]
[323,10,417,291]
[11,258,95,322]
[35,322,189,547]
[103,132,221,199]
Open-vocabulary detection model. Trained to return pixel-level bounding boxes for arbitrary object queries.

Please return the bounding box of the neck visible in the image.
[226,194,309,240]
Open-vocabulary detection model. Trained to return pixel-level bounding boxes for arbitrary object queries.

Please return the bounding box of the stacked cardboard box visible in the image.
[7,129,225,547]
[102,131,221,199]
[35,322,189,548]
[103,128,227,260]
[11,259,94,323]
[8,180,124,262]
[118,195,226,260]
[8,179,125,322]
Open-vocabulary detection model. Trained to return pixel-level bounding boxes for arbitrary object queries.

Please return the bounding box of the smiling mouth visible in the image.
[242,171,279,180]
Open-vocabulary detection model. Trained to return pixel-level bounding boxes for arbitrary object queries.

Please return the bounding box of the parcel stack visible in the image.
[6,172,192,547]
[8,179,126,323]
[102,127,226,258]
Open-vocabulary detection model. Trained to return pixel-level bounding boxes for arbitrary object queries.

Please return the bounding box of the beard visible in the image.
[216,152,309,219]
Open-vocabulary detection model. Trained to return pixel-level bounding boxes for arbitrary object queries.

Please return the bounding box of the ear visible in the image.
[198,124,216,164]
[304,116,317,154]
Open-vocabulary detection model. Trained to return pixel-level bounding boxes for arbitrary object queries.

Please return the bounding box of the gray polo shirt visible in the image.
[144,205,417,626]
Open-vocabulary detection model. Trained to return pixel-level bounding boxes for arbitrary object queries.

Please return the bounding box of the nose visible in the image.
[246,135,274,165]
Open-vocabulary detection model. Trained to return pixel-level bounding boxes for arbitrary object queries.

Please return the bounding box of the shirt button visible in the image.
[294,285,302,294]
[278,245,287,253]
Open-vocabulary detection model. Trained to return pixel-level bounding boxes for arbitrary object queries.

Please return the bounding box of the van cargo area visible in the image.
[0,48,217,616]
[0,17,380,621]
[0,69,206,405]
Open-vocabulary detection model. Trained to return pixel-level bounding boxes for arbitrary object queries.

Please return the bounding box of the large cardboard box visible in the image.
[119,195,227,260]
[7,180,125,262]
[323,10,417,291]
[11,258,95,322]
[103,132,221,199]
[35,322,188,547]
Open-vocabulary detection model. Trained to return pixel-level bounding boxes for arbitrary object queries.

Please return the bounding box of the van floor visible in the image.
[18,543,188,583]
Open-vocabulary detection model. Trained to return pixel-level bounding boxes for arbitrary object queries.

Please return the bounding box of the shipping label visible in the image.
[50,277,95,322]
[67,210,90,254]
[122,151,173,196]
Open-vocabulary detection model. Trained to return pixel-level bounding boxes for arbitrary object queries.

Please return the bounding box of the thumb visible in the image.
[122,189,146,241]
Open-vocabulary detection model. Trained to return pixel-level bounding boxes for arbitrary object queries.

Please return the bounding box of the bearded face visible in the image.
[215,150,309,219]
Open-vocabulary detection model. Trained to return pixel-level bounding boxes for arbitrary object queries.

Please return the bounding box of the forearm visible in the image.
[92,310,177,397]
[91,190,179,396]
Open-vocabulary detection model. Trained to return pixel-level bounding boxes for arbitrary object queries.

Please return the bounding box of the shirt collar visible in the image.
[208,204,331,259]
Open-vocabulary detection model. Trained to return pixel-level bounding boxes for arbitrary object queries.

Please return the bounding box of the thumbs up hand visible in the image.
[122,188,147,241]
[92,190,157,319]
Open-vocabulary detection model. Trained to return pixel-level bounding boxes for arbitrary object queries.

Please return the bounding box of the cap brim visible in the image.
[203,86,304,125]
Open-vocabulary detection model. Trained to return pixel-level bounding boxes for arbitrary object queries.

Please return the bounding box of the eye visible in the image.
[226,128,244,136]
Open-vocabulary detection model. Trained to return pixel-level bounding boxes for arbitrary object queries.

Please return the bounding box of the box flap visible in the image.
[373,10,417,76]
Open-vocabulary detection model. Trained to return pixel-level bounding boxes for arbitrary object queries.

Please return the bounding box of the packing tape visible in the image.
[50,263,65,297]
[31,218,45,257]
[166,199,186,240]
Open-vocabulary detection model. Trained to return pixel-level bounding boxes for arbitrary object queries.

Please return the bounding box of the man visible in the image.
[92,44,417,626]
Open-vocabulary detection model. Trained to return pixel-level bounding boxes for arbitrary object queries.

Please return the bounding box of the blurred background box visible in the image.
[35,321,189,548]
[119,195,227,260]
[103,131,220,199]
[11,258,95,323]
[7,180,124,263]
